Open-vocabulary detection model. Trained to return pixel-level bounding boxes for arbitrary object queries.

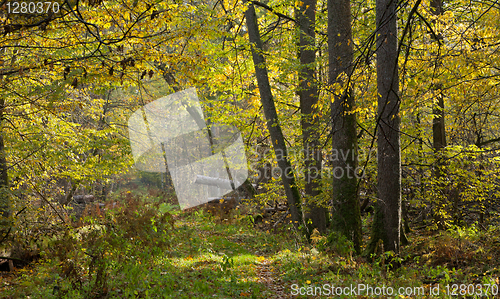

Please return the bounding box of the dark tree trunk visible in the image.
[298,0,327,234]
[370,0,402,254]
[328,0,362,252]
[244,1,304,230]
[0,98,10,240]
[430,0,447,229]
[430,1,445,149]
[432,94,446,151]
[430,0,443,15]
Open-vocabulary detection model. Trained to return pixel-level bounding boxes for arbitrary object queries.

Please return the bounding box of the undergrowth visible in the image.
[0,192,499,298]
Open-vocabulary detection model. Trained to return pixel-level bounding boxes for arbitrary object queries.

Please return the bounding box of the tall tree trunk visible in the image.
[430,0,446,229]
[298,0,327,234]
[244,1,304,230]
[328,0,362,252]
[0,97,10,240]
[370,0,402,254]
[431,0,445,151]
[432,94,446,151]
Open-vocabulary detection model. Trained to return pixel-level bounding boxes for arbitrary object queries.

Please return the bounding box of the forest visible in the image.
[0,0,500,298]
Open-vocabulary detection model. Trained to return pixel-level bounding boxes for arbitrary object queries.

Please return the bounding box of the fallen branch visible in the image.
[0,256,28,263]
[273,210,290,232]
[194,175,236,190]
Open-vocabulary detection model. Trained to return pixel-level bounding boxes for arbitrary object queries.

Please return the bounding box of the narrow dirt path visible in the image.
[255,258,289,299]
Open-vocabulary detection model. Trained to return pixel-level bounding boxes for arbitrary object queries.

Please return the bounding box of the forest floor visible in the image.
[0,194,500,298]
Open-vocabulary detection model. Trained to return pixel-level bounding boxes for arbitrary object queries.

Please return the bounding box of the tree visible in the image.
[244,0,304,230]
[297,0,327,233]
[370,0,402,254]
[328,0,362,252]
[0,96,9,239]
[429,0,447,228]
[429,0,446,152]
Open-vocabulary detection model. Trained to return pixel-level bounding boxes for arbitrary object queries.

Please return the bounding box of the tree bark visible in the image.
[430,0,446,229]
[0,97,10,240]
[328,0,362,252]
[297,0,327,234]
[432,93,446,151]
[244,1,304,230]
[371,0,402,253]
[430,0,445,152]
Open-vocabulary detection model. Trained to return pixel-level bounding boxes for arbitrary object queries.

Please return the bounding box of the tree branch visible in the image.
[250,1,296,23]
[477,136,500,147]
[250,1,327,36]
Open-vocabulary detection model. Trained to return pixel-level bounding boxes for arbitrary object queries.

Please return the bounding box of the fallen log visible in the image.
[194,175,237,190]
